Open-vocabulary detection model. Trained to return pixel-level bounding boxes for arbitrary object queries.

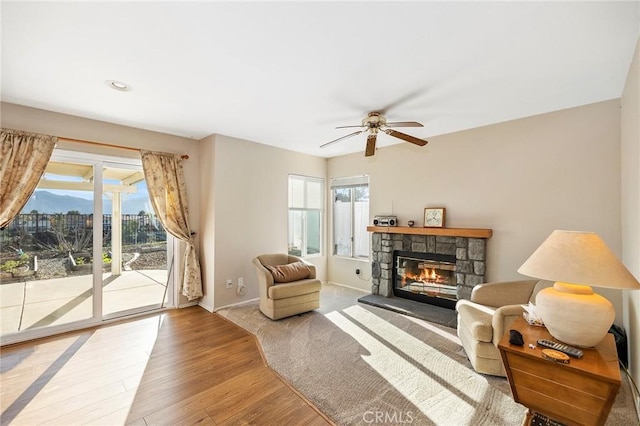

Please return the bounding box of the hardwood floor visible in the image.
[0,307,332,425]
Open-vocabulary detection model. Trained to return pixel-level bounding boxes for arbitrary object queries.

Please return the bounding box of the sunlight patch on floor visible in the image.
[342,305,464,367]
[403,314,461,345]
[341,305,432,355]
[0,314,164,424]
[325,308,474,423]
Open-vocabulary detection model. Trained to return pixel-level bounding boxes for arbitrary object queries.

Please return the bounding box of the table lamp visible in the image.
[518,230,640,347]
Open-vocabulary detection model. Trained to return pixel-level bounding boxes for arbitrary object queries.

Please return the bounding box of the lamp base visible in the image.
[535,282,615,347]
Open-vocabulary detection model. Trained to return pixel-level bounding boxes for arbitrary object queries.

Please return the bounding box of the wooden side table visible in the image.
[498,317,621,426]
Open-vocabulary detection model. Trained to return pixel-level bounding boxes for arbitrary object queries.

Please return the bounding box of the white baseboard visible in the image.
[196,300,214,312]
[324,281,371,294]
[213,297,259,312]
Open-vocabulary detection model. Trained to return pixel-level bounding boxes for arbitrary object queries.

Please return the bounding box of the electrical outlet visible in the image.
[238,277,244,286]
[226,279,233,289]
[356,269,360,275]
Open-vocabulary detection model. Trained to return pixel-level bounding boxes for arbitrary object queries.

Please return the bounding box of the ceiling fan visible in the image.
[320,111,428,157]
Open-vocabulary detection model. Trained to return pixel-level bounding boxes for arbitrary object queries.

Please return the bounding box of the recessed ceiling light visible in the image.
[105,80,131,91]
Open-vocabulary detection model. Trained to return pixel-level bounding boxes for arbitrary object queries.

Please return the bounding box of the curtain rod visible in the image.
[58,136,190,160]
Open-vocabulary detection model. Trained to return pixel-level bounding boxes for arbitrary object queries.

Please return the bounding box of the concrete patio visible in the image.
[0,270,167,335]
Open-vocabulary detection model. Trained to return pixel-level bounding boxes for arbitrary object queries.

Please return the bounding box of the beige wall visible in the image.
[199,134,327,310]
[1,102,201,307]
[328,100,625,321]
[621,38,640,403]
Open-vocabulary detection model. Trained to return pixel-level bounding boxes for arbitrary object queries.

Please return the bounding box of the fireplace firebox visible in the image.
[393,251,457,309]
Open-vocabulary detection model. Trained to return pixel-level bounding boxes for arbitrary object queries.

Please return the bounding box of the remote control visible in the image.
[537,339,584,358]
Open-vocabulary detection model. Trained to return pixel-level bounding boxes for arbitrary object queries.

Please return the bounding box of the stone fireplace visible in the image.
[368,226,492,309]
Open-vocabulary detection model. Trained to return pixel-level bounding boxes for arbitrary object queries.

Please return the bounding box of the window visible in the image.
[332,176,369,258]
[288,175,323,257]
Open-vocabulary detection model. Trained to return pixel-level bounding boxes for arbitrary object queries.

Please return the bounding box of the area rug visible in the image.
[217,283,638,426]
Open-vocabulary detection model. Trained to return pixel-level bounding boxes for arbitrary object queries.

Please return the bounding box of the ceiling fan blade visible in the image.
[385,121,424,128]
[335,124,365,129]
[384,129,428,146]
[365,133,377,157]
[320,130,364,148]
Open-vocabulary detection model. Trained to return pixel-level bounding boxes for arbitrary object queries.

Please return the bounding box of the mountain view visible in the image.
[23,190,154,215]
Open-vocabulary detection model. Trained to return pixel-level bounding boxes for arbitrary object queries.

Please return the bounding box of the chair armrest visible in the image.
[252,257,274,298]
[491,304,526,346]
[471,280,539,307]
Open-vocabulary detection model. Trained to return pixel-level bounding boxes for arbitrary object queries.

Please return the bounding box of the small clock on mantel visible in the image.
[424,208,446,228]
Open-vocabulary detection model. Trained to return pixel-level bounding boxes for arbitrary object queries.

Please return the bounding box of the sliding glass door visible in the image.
[0,150,173,343]
[0,159,96,335]
[101,161,170,318]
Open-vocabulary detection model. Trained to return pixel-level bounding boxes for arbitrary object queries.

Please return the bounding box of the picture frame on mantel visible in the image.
[424,208,446,228]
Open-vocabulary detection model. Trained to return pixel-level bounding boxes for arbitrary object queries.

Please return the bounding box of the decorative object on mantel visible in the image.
[518,230,640,348]
[407,220,415,227]
[424,207,446,228]
[373,215,397,226]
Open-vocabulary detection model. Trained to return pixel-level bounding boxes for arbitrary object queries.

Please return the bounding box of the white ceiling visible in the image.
[2,2,639,158]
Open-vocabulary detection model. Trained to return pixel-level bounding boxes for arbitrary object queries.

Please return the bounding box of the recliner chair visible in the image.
[455,279,552,376]
[252,254,321,320]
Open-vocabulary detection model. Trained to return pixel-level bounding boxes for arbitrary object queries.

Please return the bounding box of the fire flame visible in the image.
[402,268,446,285]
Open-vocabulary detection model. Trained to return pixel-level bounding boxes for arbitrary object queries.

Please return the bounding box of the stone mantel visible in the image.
[367,226,492,239]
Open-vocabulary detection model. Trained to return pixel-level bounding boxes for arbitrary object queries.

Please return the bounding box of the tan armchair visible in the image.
[455,279,552,376]
[252,254,321,320]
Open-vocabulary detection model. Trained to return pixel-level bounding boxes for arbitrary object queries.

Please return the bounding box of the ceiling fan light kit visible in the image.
[321,111,428,157]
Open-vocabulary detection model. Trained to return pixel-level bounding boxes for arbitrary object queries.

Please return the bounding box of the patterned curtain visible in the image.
[141,150,203,300]
[0,129,57,230]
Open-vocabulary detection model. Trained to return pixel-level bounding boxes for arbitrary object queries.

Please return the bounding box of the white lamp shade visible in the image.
[518,230,640,290]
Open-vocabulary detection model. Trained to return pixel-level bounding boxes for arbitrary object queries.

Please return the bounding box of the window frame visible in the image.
[288,174,324,258]
[331,175,370,259]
